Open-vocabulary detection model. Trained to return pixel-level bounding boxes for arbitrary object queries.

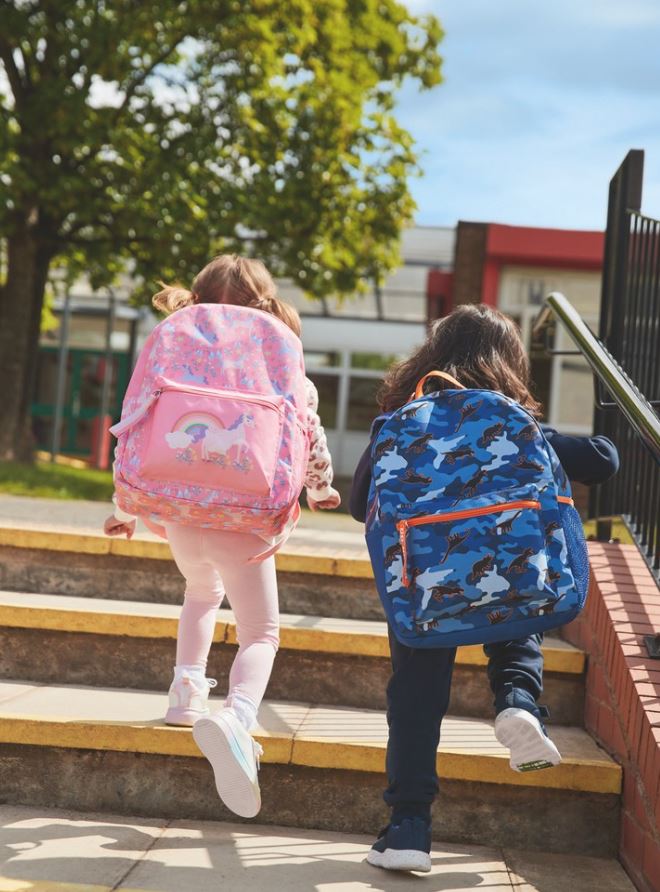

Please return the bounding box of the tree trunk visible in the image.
[16,244,52,460]
[0,227,50,461]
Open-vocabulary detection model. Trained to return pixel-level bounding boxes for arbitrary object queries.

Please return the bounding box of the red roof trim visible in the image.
[485,223,604,269]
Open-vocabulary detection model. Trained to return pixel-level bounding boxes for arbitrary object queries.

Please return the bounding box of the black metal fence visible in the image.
[592,150,660,582]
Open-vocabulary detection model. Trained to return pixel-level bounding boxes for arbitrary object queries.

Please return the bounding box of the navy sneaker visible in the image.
[366,818,432,873]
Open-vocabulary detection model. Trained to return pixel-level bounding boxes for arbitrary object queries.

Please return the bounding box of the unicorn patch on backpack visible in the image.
[162,411,256,469]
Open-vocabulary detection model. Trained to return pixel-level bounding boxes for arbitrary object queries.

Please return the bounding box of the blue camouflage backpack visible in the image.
[365,371,589,648]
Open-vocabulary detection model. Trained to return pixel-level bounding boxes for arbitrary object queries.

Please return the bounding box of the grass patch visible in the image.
[0,461,114,501]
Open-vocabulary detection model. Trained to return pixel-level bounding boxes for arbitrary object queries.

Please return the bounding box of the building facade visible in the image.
[33,222,604,474]
[451,222,604,435]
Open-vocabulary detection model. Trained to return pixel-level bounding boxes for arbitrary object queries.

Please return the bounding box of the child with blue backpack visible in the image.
[350,304,618,873]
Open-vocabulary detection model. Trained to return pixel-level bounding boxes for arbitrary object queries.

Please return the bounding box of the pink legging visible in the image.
[164,523,279,713]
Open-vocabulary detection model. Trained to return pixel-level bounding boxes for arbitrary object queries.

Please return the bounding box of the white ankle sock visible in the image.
[226,693,258,731]
[174,665,206,682]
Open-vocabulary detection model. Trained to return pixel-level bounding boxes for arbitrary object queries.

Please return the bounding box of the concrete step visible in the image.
[0,524,380,620]
[0,680,621,856]
[0,591,586,723]
[0,803,637,891]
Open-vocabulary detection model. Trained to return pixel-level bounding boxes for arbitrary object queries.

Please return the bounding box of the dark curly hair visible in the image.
[378,304,542,417]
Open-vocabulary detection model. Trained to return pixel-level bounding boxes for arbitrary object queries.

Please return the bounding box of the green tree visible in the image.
[0,0,442,460]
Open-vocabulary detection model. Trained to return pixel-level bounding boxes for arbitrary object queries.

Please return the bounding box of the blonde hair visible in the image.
[152,254,301,337]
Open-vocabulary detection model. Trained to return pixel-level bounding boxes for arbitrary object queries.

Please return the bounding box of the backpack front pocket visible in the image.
[140,384,284,496]
[392,486,563,636]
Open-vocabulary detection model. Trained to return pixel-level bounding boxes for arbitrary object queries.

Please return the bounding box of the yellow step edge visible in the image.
[0,597,585,674]
[289,738,620,795]
[0,714,294,765]
[582,518,634,545]
[0,879,110,892]
[0,711,619,796]
[0,526,373,579]
[0,603,219,642]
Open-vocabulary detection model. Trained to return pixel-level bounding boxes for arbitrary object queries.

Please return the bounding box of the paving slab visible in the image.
[0,803,513,891]
[0,804,635,892]
[0,804,167,891]
[0,493,363,533]
[505,848,636,891]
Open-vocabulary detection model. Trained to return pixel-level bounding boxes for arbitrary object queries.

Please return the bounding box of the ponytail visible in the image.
[152,282,197,315]
[259,295,302,338]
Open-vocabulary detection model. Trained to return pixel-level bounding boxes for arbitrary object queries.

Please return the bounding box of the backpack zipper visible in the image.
[395,497,573,587]
[154,382,283,412]
[111,383,282,438]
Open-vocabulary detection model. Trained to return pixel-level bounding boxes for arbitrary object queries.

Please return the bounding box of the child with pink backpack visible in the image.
[103,254,340,818]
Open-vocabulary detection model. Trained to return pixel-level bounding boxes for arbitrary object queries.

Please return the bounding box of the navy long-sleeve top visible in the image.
[349,421,619,523]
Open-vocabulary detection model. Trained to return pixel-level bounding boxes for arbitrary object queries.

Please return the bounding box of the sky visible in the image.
[398,0,660,231]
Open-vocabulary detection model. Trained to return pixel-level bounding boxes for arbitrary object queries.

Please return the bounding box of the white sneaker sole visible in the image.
[367,847,432,873]
[495,707,562,772]
[193,715,261,818]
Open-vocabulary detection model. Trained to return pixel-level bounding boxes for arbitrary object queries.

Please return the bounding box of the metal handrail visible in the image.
[533,291,660,463]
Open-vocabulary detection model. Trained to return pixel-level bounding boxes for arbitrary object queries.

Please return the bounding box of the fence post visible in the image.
[590,151,644,533]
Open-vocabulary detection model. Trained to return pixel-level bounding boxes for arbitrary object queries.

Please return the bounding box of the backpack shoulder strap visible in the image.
[412,370,466,400]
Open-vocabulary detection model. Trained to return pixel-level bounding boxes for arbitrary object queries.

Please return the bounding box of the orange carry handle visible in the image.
[413,370,465,401]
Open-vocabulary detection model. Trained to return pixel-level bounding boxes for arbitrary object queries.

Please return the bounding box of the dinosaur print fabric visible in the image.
[365,387,589,647]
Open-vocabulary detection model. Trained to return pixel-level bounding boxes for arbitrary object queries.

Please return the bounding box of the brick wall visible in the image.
[563,542,660,892]
[453,221,488,306]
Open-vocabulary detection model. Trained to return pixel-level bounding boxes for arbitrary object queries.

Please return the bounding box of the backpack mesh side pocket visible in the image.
[559,501,589,606]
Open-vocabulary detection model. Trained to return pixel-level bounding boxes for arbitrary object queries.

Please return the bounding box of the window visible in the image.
[307,373,339,428]
[304,351,340,369]
[347,377,381,432]
[351,352,403,371]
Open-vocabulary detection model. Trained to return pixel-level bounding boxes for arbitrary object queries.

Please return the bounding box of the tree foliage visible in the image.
[0,0,442,296]
[0,0,442,459]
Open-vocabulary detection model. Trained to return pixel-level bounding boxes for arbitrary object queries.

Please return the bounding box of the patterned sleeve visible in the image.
[304,377,335,500]
[112,449,137,522]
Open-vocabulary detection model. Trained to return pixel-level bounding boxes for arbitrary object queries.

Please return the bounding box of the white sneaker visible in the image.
[165,672,218,727]
[193,709,263,818]
[495,707,562,772]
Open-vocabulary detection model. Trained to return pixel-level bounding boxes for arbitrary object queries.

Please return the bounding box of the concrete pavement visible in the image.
[0,493,369,562]
[0,493,363,534]
[0,804,636,891]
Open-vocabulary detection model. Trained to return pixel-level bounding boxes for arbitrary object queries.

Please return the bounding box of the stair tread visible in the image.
[0,590,585,672]
[0,523,372,577]
[0,679,620,794]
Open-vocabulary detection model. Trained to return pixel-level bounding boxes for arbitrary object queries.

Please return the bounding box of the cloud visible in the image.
[165,430,193,449]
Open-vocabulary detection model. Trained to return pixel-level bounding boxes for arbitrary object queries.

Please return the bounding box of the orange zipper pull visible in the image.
[397,520,410,587]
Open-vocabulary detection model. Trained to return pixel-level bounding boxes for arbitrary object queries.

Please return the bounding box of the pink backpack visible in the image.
[110,304,309,543]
